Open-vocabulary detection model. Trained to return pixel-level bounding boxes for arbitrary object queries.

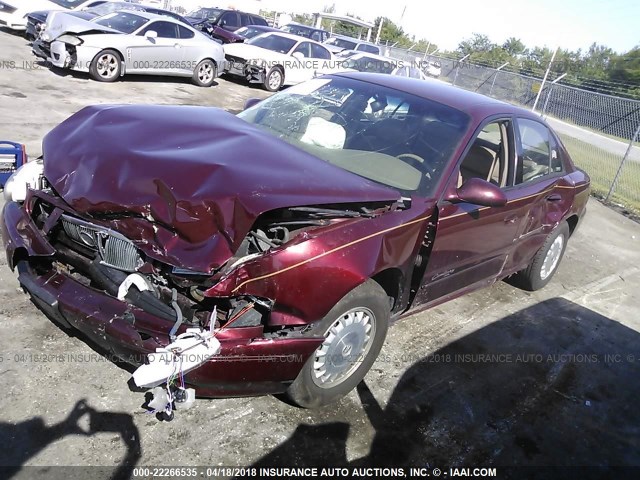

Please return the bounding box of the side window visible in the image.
[239,13,251,26]
[220,12,239,28]
[140,21,178,39]
[310,43,331,59]
[459,121,510,187]
[178,25,195,39]
[252,15,268,26]
[516,118,557,184]
[293,42,312,58]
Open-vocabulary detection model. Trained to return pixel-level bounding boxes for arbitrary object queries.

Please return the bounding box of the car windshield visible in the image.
[342,56,397,74]
[236,26,268,39]
[281,24,311,37]
[86,3,144,17]
[357,44,380,54]
[94,12,149,33]
[326,37,357,50]
[248,34,297,54]
[238,77,470,196]
[49,0,86,7]
[187,8,222,21]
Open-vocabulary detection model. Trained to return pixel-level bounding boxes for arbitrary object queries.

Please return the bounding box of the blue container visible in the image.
[0,141,26,188]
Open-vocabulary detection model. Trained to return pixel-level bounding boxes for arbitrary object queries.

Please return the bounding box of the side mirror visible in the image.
[456,178,507,207]
[145,30,157,39]
[291,51,305,60]
[243,98,262,110]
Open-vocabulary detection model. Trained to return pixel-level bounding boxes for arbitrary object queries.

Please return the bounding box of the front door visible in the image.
[416,119,525,304]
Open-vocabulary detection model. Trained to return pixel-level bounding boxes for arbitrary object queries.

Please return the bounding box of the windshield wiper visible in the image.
[289,206,376,218]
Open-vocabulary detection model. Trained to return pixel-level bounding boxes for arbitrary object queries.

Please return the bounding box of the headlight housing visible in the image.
[57,34,83,46]
[3,159,44,203]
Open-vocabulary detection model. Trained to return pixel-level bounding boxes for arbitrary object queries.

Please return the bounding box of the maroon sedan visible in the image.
[1,73,589,410]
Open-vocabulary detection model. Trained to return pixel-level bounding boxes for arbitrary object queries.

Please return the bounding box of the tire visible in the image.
[515,221,570,291]
[192,59,216,87]
[263,66,284,92]
[89,49,122,82]
[286,280,390,408]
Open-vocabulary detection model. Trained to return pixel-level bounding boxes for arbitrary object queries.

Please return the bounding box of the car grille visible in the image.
[61,215,143,272]
[0,2,17,14]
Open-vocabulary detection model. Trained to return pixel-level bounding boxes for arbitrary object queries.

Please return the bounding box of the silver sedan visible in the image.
[35,10,225,87]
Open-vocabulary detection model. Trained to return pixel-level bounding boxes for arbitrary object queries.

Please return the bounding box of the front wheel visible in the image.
[192,59,216,87]
[286,280,390,408]
[515,221,570,291]
[89,49,121,82]
[263,67,284,92]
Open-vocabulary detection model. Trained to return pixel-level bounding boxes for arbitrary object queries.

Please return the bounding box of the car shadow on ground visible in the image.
[240,297,640,473]
[0,399,141,480]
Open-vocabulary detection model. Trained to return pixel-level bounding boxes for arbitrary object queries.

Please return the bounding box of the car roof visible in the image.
[329,72,537,118]
[348,52,395,61]
[114,10,180,22]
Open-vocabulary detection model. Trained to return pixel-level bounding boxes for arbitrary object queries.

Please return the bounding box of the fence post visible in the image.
[532,47,558,112]
[606,121,640,203]
[453,54,470,86]
[541,74,567,118]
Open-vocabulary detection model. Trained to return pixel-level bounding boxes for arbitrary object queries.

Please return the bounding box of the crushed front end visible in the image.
[1,188,326,399]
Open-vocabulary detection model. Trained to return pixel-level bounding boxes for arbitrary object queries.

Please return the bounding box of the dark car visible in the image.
[1,73,589,411]
[26,1,191,41]
[233,24,279,41]
[280,23,330,43]
[185,7,268,44]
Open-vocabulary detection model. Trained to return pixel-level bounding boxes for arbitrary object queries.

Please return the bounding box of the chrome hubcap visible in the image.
[268,70,282,90]
[541,235,564,280]
[198,63,213,83]
[96,53,118,79]
[312,308,375,388]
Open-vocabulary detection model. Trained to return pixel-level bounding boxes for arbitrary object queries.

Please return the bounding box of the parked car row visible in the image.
[5,1,441,89]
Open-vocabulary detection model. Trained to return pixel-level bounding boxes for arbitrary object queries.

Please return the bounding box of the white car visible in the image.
[223,31,335,91]
[0,0,62,30]
[38,10,225,86]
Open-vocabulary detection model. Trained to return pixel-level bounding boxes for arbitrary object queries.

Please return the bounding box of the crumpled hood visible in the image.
[42,11,120,41]
[43,105,400,272]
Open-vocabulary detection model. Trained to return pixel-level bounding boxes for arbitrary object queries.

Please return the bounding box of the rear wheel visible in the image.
[192,59,216,87]
[89,49,121,82]
[286,280,390,408]
[263,67,284,92]
[515,221,569,291]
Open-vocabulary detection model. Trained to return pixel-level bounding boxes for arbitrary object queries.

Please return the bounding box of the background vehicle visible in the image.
[280,23,330,43]
[37,11,225,86]
[0,0,63,30]
[234,24,279,41]
[2,73,590,408]
[224,32,334,91]
[324,34,382,55]
[25,0,178,40]
[336,52,431,80]
[185,7,267,44]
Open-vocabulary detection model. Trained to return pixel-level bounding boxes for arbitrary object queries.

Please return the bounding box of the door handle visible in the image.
[546,193,562,202]
[174,43,181,49]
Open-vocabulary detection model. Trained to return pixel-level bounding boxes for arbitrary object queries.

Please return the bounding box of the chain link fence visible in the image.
[385,45,640,216]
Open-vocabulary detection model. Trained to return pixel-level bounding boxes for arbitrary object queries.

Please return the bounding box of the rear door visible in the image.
[503,117,574,272]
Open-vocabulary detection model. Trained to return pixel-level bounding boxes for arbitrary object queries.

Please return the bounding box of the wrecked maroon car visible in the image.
[1,73,589,410]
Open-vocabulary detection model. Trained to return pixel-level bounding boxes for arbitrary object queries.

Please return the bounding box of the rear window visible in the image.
[250,15,268,26]
[326,37,357,50]
[356,44,381,54]
[95,12,148,34]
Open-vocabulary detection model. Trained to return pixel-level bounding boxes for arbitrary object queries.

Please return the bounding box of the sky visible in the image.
[174,0,640,54]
